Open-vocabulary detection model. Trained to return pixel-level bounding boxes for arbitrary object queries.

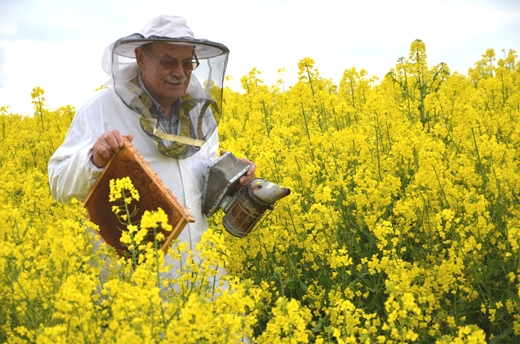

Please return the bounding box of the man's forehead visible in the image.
[149,42,194,55]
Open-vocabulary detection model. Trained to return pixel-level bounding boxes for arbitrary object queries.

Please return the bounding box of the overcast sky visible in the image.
[0,0,519,114]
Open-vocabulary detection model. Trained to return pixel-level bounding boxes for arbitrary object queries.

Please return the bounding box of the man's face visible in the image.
[136,42,194,109]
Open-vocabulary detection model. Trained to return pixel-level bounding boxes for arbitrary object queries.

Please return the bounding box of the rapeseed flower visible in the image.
[2,43,520,342]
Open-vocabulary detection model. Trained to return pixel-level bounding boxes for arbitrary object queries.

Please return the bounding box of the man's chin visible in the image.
[164,84,187,96]
[164,91,185,103]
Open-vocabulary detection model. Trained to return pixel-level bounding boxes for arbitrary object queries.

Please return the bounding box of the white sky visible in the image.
[0,0,519,114]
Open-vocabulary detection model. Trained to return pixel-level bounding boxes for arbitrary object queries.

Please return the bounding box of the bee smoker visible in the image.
[202,152,290,238]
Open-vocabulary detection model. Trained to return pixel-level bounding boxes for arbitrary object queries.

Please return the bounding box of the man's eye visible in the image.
[162,61,178,69]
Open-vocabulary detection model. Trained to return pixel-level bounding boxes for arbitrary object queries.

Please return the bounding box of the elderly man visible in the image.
[48,15,255,259]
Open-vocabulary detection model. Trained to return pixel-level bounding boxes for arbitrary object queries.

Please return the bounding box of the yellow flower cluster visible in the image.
[0,90,260,343]
[109,176,140,203]
[216,42,520,342]
[1,41,520,342]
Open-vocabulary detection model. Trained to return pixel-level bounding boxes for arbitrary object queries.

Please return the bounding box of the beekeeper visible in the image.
[48,15,255,261]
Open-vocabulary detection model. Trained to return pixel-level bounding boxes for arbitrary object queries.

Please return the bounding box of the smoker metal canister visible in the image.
[222,182,274,238]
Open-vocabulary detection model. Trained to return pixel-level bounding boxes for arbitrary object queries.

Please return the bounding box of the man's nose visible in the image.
[171,62,186,76]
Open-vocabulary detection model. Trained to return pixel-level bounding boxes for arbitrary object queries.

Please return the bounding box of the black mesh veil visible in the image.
[101,33,229,159]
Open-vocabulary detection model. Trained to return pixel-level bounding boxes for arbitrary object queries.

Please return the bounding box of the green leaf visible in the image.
[489,328,513,344]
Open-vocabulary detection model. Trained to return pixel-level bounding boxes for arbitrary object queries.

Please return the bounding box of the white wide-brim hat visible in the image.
[113,15,229,59]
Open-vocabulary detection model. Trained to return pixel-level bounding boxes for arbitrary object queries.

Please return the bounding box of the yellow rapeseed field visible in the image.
[1,40,519,343]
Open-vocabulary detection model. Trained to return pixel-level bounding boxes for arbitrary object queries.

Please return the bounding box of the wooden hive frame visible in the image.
[84,137,195,256]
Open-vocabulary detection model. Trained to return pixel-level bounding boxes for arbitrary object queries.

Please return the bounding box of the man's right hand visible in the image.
[92,130,134,168]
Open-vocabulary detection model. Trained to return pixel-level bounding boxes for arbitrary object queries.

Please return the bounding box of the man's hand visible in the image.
[92,130,134,168]
[220,150,256,188]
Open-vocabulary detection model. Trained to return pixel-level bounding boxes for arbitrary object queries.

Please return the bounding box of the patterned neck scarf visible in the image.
[137,74,181,135]
[125,76,217,159]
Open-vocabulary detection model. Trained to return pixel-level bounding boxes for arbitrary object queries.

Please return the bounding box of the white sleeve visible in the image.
[206,126,219,161]
[201,126,219,165]
[47,107,104,204]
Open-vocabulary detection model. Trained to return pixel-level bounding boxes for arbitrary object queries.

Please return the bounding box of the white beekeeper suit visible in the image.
[48,15,231,266]
[47,89,217,249]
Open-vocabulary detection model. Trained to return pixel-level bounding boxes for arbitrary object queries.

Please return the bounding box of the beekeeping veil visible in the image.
[101,15,229,159]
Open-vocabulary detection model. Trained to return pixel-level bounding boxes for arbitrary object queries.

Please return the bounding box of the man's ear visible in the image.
[135,47,146,68]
